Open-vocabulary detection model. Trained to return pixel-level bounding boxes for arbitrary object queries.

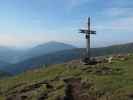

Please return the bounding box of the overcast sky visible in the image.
[0,0,133,48]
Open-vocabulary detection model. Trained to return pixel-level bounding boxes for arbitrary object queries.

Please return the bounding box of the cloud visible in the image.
[96,7,133,33]
[68,0,88,7]
[0,31,79,48]
[96,17,133,33]
[0,33,52,48]
[66,0,93,10]
[102,8,133,17]
[111,0,133,8]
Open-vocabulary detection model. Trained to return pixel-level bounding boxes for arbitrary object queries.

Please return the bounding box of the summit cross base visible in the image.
[81,57,98,65]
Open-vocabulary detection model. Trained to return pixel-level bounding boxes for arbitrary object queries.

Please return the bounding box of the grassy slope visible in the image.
[0,55,133,99]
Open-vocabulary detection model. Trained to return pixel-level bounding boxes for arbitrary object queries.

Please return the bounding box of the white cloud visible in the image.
[0,31,80,48]
[96,17,133,33]
[96,7,133,33]
[111,0,133,8]
[66,0,93,10]
[110,17,133,32]
[102,8,133,17]
[68,0,88,7]
[0,33,52,48]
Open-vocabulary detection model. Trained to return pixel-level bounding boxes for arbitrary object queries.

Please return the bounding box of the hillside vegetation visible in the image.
[0,54,133,100]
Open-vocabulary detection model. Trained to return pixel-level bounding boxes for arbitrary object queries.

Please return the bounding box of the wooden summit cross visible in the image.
[79,17,96,64]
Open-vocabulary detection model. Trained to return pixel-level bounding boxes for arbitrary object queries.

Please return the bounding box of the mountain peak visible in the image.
[35,41,76,48]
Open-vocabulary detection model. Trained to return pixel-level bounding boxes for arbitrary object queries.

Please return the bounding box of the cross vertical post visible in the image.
[86,17,91,60]
[79,17,96,64]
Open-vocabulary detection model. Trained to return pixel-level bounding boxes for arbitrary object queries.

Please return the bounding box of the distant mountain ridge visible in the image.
[19,41,76,61]
[0,41,76,64]
[0,41,76,74]
[4,42,133,74]
[1,42,133,74]
[0,46,21,63]
[0,60,11,72]
[0,70,11,78]
[4,49,82,74]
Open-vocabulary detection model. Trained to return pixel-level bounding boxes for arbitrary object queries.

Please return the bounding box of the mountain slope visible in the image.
[0,41,133,64]
[0,60,11,71]
[0,55,133,100]
[0,46,21,63]
[19,41,76,61]
[91,42,133,56]
[4,42,133,74]
[0,71,11,79]
[0,41,76,63]
[5,48,82,74]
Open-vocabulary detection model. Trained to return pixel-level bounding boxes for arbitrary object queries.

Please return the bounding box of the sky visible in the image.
[0,0,133,48]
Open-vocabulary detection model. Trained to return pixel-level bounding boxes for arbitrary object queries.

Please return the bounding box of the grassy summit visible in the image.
[0,54,133,100]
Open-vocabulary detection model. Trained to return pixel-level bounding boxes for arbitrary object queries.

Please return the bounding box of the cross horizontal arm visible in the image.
[90,31,96,34]
[79,29,88,33]
[79,29,96,34]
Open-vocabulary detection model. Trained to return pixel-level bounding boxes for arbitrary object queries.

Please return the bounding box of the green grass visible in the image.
[1,55,133,99]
